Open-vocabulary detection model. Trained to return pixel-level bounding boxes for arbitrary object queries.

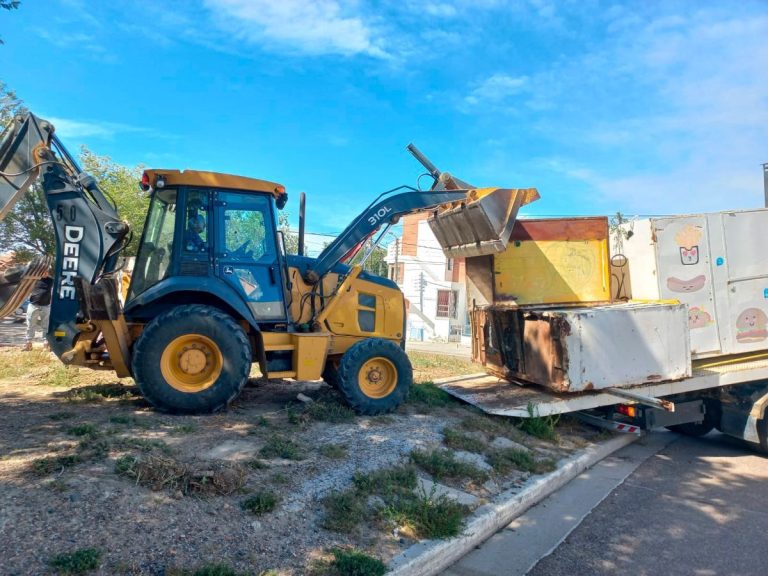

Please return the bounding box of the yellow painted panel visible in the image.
[494,239,610,305]
[292,333,330,380]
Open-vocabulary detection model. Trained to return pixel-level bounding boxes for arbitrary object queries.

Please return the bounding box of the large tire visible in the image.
[336,338,412,415]
[131,304,251,414]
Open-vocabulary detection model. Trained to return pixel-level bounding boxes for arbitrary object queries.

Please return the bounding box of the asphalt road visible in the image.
[447,431,768,576]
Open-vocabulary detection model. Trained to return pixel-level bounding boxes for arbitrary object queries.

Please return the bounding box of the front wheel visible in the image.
[131,304,251,414]
[336,338,412,415]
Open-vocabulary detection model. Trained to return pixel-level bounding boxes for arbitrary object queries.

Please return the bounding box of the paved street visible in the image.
[447,431,768,576]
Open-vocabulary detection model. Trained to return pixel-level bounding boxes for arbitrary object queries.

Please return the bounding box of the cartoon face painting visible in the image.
[736,308,768,343]
[667,275,706,293]
[688,307,713,329]
[679,246,699,265]
[674,225,703,266]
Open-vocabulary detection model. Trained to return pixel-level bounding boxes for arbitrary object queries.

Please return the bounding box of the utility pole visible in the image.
[763,163,768,208]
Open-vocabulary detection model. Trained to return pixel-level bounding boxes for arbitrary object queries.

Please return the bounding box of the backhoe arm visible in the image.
[0,113,130,357]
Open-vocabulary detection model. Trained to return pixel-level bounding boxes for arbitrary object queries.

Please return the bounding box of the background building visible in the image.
[385,213,469,343]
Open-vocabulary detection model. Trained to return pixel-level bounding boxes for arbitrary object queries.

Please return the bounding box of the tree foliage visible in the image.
[78,147,148,257]
[0,83,148,259]
[278,212,299,255]
[0,1,21,45]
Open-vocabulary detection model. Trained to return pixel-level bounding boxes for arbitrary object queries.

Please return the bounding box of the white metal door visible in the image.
[652,215,721,356]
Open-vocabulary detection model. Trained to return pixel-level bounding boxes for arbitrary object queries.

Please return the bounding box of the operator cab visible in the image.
[128,169,289,324]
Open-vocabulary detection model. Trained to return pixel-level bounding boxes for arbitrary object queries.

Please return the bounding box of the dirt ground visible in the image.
[0,342,607,575]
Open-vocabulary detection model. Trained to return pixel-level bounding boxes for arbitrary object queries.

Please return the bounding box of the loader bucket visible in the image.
[428,186,540,258]
[0,114,51,220]
[0,256,52,318]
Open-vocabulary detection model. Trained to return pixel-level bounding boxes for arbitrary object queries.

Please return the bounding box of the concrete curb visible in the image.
[388,432,640,576]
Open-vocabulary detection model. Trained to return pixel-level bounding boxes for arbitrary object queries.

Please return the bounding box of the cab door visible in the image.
[213,191,286,321]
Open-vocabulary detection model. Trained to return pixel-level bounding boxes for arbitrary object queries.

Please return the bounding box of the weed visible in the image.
[77,436,110,460]
[410,448,488,483]
[67,384,139,403]
[49,412,76,421]
[241,491,279,515]
[459,412,515,437]
[319,443,348,459]
[68,423,98,437]
[115,454,138,476]
[171,424,197,435]
[32,454,81,476]
[168,564,247,576]
[256,416,270,427]
[486,448,556,475]
[384,487,467,539]
[442,427,486,453]
[517,403,559,441]
[48,547,102,574]
[326,548,387,576]
[306,400,356,424]
[115,437,172,454]
[405,382,455,410]
[321,489,366,533]
[270,472,289,484]
[116,454,246,496]
[109,415,132,425]
[42,365,77,387]
[353,465,417,495]
[286,406,301,425]
[246,459,269,470]
[259,434,304,460]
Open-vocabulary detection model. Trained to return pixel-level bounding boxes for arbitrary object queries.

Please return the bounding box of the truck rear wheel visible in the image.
[132,304,251,414]
[336,338,412,415]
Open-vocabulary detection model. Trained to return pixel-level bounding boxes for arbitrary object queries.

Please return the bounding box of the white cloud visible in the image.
[46,118,146,140]
[465,74,529,106]
[203,0,388,58]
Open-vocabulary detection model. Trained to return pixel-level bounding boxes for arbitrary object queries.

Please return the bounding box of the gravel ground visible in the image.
[0,346,604,575]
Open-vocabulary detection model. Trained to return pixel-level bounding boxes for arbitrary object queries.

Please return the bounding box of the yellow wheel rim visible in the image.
[160,334,223,393]
[358,357,398,399]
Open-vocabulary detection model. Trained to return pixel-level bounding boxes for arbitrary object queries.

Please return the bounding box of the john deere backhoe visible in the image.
[0,113,537,414]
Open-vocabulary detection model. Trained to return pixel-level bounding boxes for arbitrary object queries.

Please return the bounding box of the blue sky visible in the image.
[2,0,768,233]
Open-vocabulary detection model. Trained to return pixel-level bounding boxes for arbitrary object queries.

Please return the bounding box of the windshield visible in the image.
[127,189,177,300]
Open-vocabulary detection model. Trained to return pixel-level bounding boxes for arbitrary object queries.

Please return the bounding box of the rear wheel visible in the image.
[336,338,412,415]
[666,399,718,437]
[132,304,251,414]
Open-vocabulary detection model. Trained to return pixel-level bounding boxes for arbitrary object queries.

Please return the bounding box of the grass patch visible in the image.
[405,382,455,410]
[115,454,246,496]
[67,423,98,437]
[114,437,172,454]
[66,384,139,403]
[32,454,81,476]
[321,548,387,576]
[382,487,467,539]
[459,412,516,437]
[49,412,76,421]
[321,489,367,533]
[41,365,78,387]
[241,491,279,515]
[319,443,348,459]
[442,427,487,453]
[259,434,304,460]
[171,424,197,435]
[353,465,417,495]
[246,459,269,470]
[48,548,102,574]
[410,448,488,483]
[168,564,248,576]
[408,351,479,382]
[270,472,290,484]
[306,400,356,424]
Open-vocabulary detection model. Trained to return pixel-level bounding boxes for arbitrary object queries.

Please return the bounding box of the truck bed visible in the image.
[440,355,768,417]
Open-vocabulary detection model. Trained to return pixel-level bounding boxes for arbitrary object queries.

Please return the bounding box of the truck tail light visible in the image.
[617,404,637,418]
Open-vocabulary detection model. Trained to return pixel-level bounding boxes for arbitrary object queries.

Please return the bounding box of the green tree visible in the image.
[0,1,21,45]
[78,146,148,257]
[278,211,299,255]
